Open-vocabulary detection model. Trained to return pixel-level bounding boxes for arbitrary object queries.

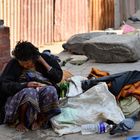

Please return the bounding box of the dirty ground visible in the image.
[1,46,140,139]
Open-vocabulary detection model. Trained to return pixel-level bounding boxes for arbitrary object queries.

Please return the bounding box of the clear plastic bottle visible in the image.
[81,122,112,135]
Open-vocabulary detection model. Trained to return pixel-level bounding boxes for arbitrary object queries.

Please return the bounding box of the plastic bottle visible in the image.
[81,122,112,135]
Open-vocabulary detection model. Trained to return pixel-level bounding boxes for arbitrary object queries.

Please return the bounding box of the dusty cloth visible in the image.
[118,96,140,118]
[4,86,61,128]
[87,68,140,97]
[121,24,136,34]
[117,81,140,101]
[87,67,109,79]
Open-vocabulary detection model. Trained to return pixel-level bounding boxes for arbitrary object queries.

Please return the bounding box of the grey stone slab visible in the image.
[83,34,140,63]
[62,32,112,55]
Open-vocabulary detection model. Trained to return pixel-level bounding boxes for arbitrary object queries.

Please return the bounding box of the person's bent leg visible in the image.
[33,86,61,129]
[4,87,40,131]
[16,102,29,132]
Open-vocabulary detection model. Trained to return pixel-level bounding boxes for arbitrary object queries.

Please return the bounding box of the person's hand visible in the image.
[27,81,46,88]
[37,56,52,71]
[37,56,45,64]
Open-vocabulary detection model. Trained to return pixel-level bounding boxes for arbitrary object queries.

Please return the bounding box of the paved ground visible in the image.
[1,45,140,140]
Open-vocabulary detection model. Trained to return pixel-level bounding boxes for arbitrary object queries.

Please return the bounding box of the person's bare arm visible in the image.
[36,53,63,83]
[37,56,52,72]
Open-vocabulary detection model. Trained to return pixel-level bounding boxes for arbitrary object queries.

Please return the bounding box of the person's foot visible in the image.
[31,121,41,130]
[16,123,28,132]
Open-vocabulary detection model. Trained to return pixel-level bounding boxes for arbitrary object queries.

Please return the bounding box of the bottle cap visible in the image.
[98,122,106,134]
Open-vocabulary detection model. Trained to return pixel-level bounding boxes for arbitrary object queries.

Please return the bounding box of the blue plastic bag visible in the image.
[127,135,140,140]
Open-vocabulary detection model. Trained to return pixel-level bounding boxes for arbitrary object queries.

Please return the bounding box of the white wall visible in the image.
[114,0,121,28]
[114,0,138,29]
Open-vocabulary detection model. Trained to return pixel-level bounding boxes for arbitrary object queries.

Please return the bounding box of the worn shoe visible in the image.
[109,118,135,135]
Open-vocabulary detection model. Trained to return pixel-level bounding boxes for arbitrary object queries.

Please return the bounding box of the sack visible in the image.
[51,82,124,136]
[119,96,140,117]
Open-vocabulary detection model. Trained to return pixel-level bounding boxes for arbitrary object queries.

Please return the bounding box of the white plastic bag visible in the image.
[51,82,125,136]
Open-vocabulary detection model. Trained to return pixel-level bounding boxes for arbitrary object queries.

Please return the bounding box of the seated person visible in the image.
[0,41,63,132]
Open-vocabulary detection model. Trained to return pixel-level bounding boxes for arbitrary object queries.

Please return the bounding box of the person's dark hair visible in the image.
[12,41,40,61]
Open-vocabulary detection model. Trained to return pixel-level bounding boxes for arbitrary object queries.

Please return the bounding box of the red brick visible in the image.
[0,27,9,34]
[0,26,10,71]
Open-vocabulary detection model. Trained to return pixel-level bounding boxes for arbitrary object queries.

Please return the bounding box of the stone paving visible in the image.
[1,47,140,140]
